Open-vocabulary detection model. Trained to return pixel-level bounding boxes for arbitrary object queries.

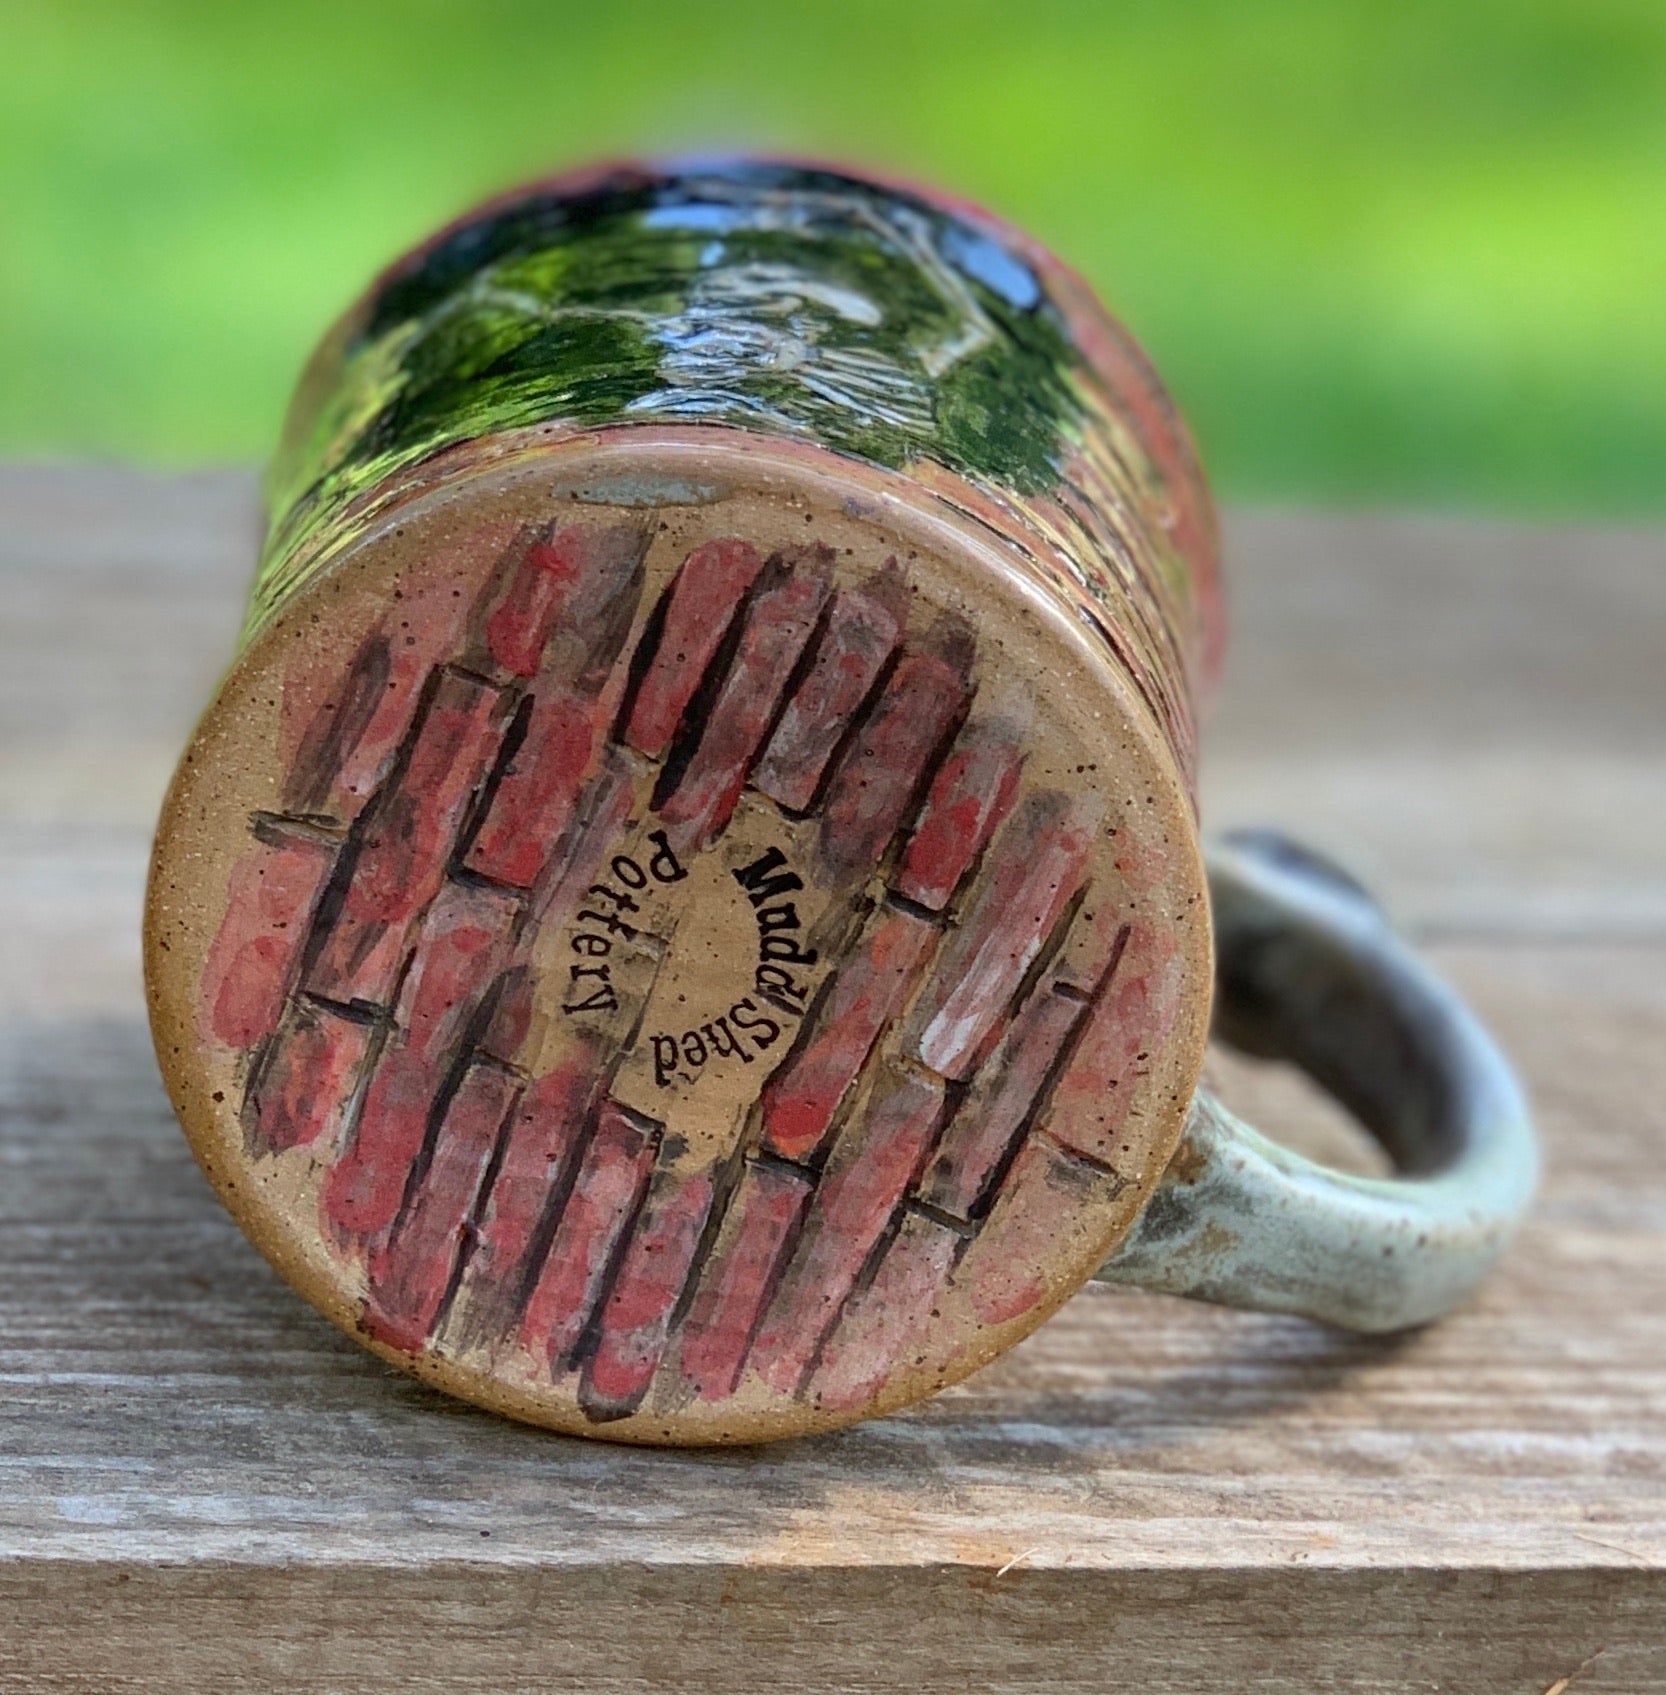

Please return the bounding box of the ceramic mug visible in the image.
[145,159,1536,1444]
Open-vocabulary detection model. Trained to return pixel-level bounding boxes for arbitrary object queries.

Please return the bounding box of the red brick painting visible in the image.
[199,517,1180,1426]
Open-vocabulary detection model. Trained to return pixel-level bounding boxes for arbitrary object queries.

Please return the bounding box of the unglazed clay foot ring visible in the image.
[1097,830,1539,1332]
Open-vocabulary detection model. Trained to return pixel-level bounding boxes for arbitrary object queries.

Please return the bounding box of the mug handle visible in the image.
[1095,830,1539,1332]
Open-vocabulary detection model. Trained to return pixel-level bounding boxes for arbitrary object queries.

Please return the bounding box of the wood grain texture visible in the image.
[1,466,1663,1691]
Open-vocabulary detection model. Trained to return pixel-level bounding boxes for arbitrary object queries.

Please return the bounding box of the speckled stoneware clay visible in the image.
[146,159,1226,1444]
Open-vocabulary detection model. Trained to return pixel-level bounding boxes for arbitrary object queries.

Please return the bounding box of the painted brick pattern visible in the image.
[1043,919,1185,1167]
[950,1134,1127,1327]
[282,576,477,823]
[915,987,1085,1221]
[580,1163,717,1420]
[752,584,900,811]
[462,688,613,888]
[206,518,1181,1422]
[321,883,519,1247]
[451,1052,602,1343]
[623,537,764,756]
[814,649,970,886]
[304,668,509,1006]
[246,1002,375,1155]
[811,1209,962,1411]
[751,1068,946,1394]
[518,1101,656,1370]
[757,907,937,1165]
[907,790,1097,1080]
[462,521,646,886]
[654,560,831,852]
[676,1160,812,1402]
[200,825,334,1050]
[895,715,1024,911]
[475,521,647,682]
[362,1060,521,1351]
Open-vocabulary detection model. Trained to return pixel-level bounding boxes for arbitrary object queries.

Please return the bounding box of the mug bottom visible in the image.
[145,423,1212,1443]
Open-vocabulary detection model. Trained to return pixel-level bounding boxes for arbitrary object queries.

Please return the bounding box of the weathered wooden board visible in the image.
[1,467,1662,1691]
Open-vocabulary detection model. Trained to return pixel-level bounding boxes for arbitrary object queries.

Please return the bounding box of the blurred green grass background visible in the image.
[2,0,1661,512]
